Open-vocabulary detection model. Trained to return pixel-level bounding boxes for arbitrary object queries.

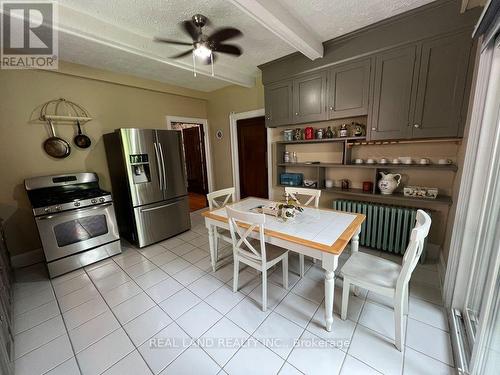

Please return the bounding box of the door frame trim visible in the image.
[229,109,271,201]
[166,116,214,193]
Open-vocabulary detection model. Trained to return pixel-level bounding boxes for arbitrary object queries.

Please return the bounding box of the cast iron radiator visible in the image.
[332,199,429,262]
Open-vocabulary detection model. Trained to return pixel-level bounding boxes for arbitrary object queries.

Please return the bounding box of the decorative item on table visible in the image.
[419,158,430,165]
[278,192,304,221]
[283,129,293,142]
[283,151,291,163]
[303,179,318,188]
[294,128,302,141]
[316,128,324,139]
[280,173,303,186]
[403,186,438,199]
[339,123,348,137]
[363,181,373,192]
[354,158,364,164]
[304,127,314,140]
[378,172,401,195]
[352,123,365,137]
[326,126,334,138]
[341,179,350,190]
[438,158,453,165]
[252,204,280,217]
[291,152,298,163]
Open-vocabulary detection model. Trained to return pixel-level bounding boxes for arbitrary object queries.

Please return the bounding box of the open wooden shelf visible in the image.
[276,136,366,145]
[277,162,458,171]
[278,185,452,205]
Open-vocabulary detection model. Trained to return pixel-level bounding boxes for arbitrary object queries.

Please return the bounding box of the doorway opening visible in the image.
[171,121,209,212]
[236,116,268,199]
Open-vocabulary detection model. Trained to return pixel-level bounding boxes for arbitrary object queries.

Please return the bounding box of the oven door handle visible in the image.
[140,201,177,213]
[36,203,113,220]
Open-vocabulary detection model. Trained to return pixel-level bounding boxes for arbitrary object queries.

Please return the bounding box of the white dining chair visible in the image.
[340,209,431,351]
[206,187,235,271]
[226,206,289,312]
[284,187,321,276]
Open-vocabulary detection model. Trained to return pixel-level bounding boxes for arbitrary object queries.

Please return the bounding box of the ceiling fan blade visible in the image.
[169,50,193,59]
[208,27,242,43]
[182,20,200,41]
[213,44,242,56]
[154,37,192,46]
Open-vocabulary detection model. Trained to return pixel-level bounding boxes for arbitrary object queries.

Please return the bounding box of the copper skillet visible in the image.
[43,119,71,158]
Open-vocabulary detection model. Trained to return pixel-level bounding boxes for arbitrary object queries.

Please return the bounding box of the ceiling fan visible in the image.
[154,14,243,76]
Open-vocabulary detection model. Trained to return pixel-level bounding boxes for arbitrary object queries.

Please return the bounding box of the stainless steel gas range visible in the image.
[25,173,121,278]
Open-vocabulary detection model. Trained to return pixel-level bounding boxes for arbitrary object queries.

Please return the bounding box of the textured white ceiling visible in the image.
[57,0,437,91]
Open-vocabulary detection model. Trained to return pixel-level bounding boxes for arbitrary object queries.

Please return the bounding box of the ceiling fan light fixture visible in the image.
[193,43,212,59]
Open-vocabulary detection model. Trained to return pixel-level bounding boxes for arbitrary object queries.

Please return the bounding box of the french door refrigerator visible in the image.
[104,128,190,247]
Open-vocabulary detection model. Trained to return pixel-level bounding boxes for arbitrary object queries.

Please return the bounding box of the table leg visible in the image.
[322,253,338,332]
[351,226,361,296]
[207,224,217,272]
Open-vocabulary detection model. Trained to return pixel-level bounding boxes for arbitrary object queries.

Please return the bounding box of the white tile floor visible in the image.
[12,210,455,375]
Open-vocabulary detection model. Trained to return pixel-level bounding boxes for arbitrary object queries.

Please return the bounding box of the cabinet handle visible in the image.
[329,106,333,110]
[414,124,420,128]
[371,127,376,131]
[295,112,299,116]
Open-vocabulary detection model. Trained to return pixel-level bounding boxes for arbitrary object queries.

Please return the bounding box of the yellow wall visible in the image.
[0,63,208,256]
[206,76,265,189]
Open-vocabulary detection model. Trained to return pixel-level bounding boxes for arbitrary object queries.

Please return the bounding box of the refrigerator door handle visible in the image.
[153,142,163,191]
[158,142,167,192]
[140,201,177,213]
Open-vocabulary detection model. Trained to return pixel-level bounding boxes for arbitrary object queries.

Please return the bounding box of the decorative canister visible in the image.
[362,181,373,192]
[304,127,314,140]
[377,172,401,195]
[283,129,293,141]
[341,179,350,190]
[294,128,302,141]
[326,126,334,138]
[316,128,324,139]
[339,124,348,137]
[283,151,290,163]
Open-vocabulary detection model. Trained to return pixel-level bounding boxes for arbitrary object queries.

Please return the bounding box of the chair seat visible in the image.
[341,252,402,289]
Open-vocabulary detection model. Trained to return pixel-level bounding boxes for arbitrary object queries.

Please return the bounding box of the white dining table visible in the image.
[201,197,365,332]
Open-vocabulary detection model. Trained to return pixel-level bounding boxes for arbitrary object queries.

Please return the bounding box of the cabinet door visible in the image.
[370,46,417,140]
[292,71,328,123]
[411,33,471,138]
[264,81,293,127]
[328,59,371,119]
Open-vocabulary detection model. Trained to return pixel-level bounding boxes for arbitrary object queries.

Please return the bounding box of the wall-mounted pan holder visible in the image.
[38,97,93,124]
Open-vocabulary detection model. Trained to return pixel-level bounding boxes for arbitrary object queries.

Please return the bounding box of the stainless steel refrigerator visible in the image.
[104,128,190,247]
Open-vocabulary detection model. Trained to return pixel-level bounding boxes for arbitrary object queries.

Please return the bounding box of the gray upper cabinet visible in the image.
[265,80,293,127]
[328,59,371,119]
[411,33,471,138]
[292,71,328,123]
[370,46,417,140]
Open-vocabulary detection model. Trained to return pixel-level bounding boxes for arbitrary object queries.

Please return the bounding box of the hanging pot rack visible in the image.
[38,98,93,124]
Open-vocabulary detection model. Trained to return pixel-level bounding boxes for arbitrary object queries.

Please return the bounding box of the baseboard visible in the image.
[10,248,45,268]
[438,250,447,291]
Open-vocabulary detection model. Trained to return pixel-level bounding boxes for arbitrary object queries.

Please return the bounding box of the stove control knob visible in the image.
[99,197,105,203]
[74,202,81,207]
[91,199,97,204]
[55,205,62,211]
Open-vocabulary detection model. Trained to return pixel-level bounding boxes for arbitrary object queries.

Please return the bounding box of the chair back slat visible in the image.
[226,206,266,264]
[396,210,432,291]
[284,187,321,208]
[207,187,235,210]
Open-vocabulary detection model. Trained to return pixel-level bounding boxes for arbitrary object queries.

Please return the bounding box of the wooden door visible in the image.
[264,81,293,127]
[411,33,471,138]
[328,59,371,119]
[370,46,417,140]
[181,126,207,195]
[293,71,328,123]
[237,116,268,199]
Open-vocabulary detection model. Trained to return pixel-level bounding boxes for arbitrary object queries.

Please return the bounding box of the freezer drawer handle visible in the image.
[140,201,178,213]
[153,142,163,191]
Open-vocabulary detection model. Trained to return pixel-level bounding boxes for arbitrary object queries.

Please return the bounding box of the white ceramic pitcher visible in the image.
[378,172,401,195]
